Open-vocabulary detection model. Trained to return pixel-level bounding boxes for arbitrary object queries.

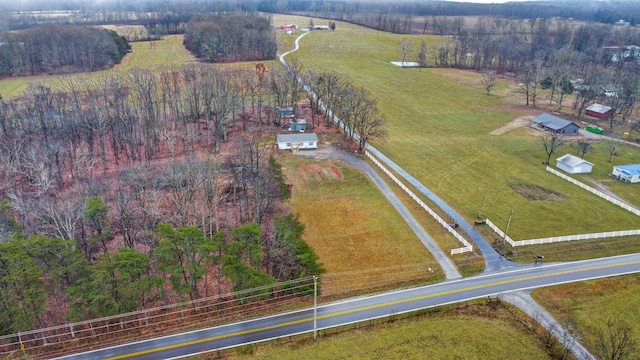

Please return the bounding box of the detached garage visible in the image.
[612,164,640,183]
[277,133,318,151]
[556,154,593,174]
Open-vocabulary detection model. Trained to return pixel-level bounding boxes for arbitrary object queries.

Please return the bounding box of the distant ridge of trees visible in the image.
[183,14,276,63]
[0,25,129,77]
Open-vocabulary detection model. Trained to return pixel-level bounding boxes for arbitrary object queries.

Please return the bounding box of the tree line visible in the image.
[183,14,277,63]
[0,56,390,334]
[0,24,129,77]
[387,17,640,132]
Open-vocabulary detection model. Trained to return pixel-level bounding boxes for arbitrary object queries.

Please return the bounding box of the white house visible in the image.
[556,154,594,174]
[277,133,318,151]
[612,164,640,183]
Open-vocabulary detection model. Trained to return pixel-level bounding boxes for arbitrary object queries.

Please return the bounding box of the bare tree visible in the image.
[594,318,637,360]
[398,38,414,67]
[559,320,580,360]
[572,139,592,159]
[418,40,428,68]
[349,87,388,151]
[541,133,567,165]
[481,70,497,95]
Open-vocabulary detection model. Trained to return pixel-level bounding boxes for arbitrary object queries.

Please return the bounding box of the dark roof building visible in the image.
[532,113,580,136]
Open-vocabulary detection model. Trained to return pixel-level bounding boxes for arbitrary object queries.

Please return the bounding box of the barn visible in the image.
[556,154,593,174]
[532,113,580,135]
[585,103,613,119]
[277,133,318,151]
[612,164,640,183]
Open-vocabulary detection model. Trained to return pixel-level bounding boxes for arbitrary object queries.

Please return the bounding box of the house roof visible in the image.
[277,133,318,143]
[586,103,612,114]
[532,113,576,130]
[614,164,640,176]
[556,154,593,168]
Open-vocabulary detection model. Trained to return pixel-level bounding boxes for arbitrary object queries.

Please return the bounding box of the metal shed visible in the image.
[556,154,593,174]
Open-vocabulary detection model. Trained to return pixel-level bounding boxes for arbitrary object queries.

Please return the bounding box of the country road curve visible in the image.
[54,253,640,360]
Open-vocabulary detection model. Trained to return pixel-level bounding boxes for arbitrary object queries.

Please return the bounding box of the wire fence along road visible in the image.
[55,254,640,360]
[365,151,473,255]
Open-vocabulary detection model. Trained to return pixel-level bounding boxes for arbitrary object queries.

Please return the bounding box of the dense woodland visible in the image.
[0,51,389,333]
[0,25,129,77]
[183,14,277,63]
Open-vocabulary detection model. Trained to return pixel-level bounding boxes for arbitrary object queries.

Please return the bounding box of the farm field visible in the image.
[273,14,640,262]
[0,35,197,99]
[278,148,441,295]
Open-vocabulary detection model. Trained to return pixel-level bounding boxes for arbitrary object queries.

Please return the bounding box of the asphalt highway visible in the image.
[56,253,640,360]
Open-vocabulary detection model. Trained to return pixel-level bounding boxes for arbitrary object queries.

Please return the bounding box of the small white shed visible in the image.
[612,164,640,183]
[277,133,318,151]
[556,154,593,174]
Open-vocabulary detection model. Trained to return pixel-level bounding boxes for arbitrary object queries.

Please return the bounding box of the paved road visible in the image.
[365,147,516,272]
[56,253,640,359]
[503,291,596,360]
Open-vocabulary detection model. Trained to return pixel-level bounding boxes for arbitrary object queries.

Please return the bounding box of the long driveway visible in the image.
[280,31,513,272]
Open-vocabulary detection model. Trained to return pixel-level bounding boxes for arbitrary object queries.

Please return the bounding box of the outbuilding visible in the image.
[532,113,580,136]
[277,133,318,151]
[288,118,307,132]
[556,154,593,174]
[585,103,613,119]
[612,164,640,183]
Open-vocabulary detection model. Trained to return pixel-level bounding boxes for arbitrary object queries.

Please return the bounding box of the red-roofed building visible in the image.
[585,103,613,119]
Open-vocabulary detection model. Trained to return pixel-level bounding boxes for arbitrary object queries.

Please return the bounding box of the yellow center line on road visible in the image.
[106,260,640,359]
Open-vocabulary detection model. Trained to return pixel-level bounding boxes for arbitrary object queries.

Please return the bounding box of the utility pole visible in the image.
[478,190,486,219]
[313,275,318,339]
[503,209,514,246]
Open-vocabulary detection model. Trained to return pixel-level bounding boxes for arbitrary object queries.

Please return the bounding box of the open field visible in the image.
[532,275,640,356]
[226,301,552,360]
[278,146,441,295]
[0,35,196,99]
[273,14,640,261]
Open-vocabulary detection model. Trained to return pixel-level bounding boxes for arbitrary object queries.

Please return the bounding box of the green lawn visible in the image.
[274,15,640,259]
[228,301,552,360]
[278,149,441,296]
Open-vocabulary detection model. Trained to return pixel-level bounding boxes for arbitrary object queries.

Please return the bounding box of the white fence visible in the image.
[365,151,473,255]
[546,166,640,216]
[485,218,640,247]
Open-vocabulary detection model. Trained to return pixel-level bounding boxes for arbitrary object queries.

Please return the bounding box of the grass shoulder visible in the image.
[225,300,556,360]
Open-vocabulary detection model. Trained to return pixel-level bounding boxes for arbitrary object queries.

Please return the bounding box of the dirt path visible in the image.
[490,116,533,135]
